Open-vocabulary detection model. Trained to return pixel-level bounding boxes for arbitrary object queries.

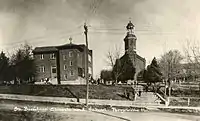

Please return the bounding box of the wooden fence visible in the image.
[168,96,200,107]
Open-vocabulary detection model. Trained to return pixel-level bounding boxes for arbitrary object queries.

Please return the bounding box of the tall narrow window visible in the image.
[64,74,67,80]
[69,51,73,57]
[78,68,83,77]
[40,54,44,59]
[51,66,57,73]
[50,53,56,59]
[88,67,92,75]
[70,70,74,76]
[69,61,73,66]
[64,64,67,70]
[39,66,45,72]
[88,54,91,62]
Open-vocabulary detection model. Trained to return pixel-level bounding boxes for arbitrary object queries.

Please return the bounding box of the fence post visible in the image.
[188,98,190,106]
[165,97,169,106]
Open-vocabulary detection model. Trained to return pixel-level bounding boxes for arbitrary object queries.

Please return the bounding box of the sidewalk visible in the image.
[0,93,136,106]
[0,93,200,111]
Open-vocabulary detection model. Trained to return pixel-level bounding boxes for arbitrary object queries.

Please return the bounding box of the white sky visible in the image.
[0,0,200,78]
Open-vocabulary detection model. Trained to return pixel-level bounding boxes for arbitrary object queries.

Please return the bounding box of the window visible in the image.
[69,51,73,57]
[88,67,92,74]
[64,64,67,70]
[50,53,56,59]
[82,68,85,77]
[88,54,91,62]
[70,70,74,76]
[125,41,128,51]
[39,66,45,72]
[69,61,73,66]
[51,66,57,73]
[63,55,67,60]
[40,54,44,59]
[78,68,83,77]
[64,74,67,80]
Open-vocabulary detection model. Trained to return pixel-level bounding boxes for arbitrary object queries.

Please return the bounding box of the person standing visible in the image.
[145,85,148,93]
[132,89,135,101]
[139,90,142,97]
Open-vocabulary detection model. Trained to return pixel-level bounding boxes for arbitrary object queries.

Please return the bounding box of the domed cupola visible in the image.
[124,21,137,53]
[126,21,135,32]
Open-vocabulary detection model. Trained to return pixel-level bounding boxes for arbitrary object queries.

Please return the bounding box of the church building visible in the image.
[117,21,146,81]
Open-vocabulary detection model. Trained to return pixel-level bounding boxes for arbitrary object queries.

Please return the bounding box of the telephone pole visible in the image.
[84,23,89,107]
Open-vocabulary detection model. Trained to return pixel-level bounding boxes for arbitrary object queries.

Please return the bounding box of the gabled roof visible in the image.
[136,54,146,62]
[120,52,145,61]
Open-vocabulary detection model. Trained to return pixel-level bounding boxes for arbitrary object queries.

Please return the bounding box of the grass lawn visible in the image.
[0,85,133,100]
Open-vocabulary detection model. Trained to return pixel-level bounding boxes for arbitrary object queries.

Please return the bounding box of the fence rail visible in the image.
[168,96,200,107]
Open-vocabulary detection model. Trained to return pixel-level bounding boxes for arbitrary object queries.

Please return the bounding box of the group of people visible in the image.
[134,88,143,100]
[125,87,143,101]
[41,78,52,84]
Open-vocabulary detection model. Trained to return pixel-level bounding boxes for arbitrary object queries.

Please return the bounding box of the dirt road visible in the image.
[0,100,200,121]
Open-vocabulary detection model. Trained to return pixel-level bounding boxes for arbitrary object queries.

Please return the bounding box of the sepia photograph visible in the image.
[0,0,200,120]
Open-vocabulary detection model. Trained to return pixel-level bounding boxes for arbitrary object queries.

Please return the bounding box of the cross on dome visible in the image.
[126,21,135,33]
[69,37,72,44]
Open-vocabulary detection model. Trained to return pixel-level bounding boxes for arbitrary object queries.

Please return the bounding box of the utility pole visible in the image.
[84,23,89,107]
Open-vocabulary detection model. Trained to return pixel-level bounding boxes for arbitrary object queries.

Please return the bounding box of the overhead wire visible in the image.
[2,25,176,50]
[2,0,105,51]
[1,0,177,51]
[3,0,103,48]
[89,27,176,35]
[86,0,104,24]
[2,32,83,50]
[2,24,84,49]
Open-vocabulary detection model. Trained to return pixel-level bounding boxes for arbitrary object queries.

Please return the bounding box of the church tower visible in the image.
[124,21,137,54]
[124,21,137,66]
[115,21,145,82]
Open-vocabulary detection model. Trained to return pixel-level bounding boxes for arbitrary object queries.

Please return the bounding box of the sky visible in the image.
[0,0,200,78]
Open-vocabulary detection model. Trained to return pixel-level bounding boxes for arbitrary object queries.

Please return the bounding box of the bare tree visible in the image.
[106,45,123,84]
[159,50,183,96]
[183,40,200,81]
[159,50,183,81]
[106,45,121,67]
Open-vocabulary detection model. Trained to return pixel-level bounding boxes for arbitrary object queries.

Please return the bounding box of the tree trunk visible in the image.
[168,82,171,96]
[164,79,167,96]
[14,76,17,85]
[115,79,118,85]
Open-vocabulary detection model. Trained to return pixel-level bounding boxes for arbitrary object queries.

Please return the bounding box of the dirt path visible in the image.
[0,99,200,121]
